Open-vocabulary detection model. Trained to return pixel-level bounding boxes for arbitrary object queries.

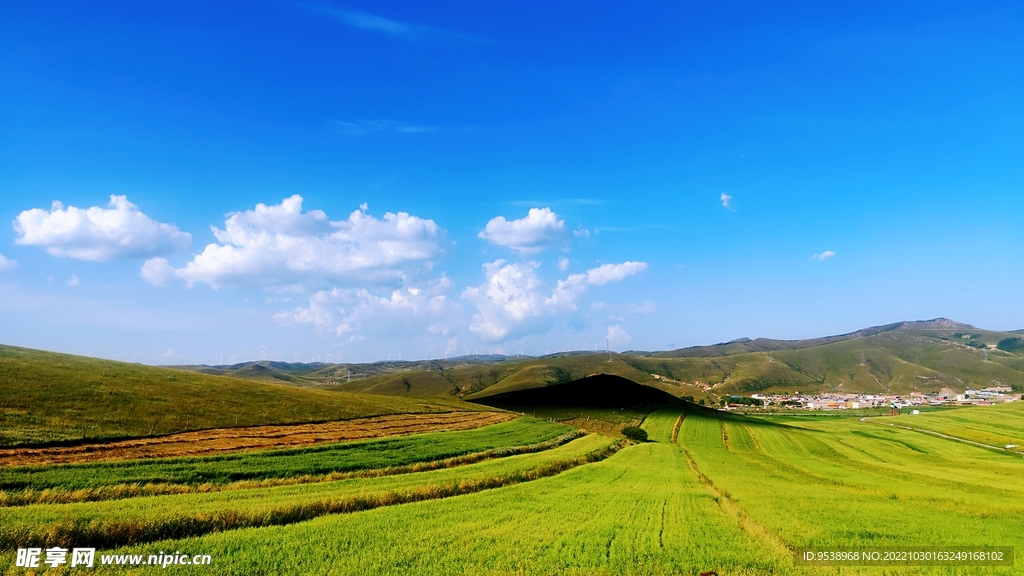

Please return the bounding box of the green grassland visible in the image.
[0,418,570,499]
[47,402,1021,575]
[0,344,469,446]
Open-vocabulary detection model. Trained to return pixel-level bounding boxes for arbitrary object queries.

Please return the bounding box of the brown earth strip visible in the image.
[0,412,514,466]
[671,413,684,444]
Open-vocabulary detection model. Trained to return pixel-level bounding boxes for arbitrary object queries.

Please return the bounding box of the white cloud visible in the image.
[627,300,657,315]
[334,119,435,135]
[557,257,570,272]
[141,257,176,286]
[813,250,836,261]
[67,275,80,287]
[478,208,567,255]
[462,259,647,342]
[275,275,462,340]
[584,262,648,285]
[162,348,175,359]
[174,195,446,289]
[0,254,17,273]
[14,195,191,261]
[607,325,631,346]
[720,192,734,210]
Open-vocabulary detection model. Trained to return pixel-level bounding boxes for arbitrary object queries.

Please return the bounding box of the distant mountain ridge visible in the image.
[641,318,976,359]
[173,318,1024,400]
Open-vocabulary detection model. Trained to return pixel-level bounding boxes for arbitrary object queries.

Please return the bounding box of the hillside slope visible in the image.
[328,319,1024,400]
[169,319,1024,402]
[0,345,464,447]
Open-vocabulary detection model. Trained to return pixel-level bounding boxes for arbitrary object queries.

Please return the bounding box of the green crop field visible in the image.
[871,402,1024,452]
[12,403,1010,575]
[0,418,571,504]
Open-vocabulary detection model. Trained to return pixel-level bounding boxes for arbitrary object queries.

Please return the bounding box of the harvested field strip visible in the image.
[0,429,585,507]
[0,435,620,550]
[0,418,570,504]
[0,411,511,466]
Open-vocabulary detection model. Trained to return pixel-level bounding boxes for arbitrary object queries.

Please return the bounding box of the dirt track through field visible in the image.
[0,411,514,466]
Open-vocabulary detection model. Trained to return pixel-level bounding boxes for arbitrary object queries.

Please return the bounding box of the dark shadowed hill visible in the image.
[472,374,681,408]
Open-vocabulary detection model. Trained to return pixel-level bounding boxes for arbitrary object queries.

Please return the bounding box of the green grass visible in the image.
[0,344,465,446]
[0,418,571,501]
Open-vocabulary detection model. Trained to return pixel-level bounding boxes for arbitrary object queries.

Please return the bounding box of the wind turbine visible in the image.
[260,346,266,361]
[325,352,331,363]
[112,353,119,361]
[292,352,299,362]
[219,354,224,365]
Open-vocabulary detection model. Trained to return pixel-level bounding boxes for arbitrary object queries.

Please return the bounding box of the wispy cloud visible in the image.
[720,192,734,211]
[303,4,491,45]
[333,120,436,136]
[812,250,836,261]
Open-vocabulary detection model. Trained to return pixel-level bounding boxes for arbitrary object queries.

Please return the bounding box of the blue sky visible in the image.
[1,1,1022,364]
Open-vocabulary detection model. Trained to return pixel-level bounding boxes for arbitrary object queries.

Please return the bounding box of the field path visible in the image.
[0,411,513,466]
[667,412,792,559]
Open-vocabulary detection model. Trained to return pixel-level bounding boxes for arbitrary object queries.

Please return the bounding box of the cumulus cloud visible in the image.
[812,250,836,261]
[606,325,631,346]
[462,259,647,342]
[170,195,446,289]
[478,208,567,255]
[0,254,17,273]
[14,195,191,261]
[557,257,570,272]
[720,193,734,210]
[274,275,462,340]
[584,262,648,286]
[67,275,80,287]
[141,257,176,286]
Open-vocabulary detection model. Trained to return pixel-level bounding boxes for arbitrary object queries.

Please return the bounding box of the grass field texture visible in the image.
[871,401,1024,452]
[2,403,1021,574]
[0,418,570,504]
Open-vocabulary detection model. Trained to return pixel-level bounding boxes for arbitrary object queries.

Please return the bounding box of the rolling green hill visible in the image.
[0,345,466,447]
[283,319,1024,401]
[74,318,1024,412]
